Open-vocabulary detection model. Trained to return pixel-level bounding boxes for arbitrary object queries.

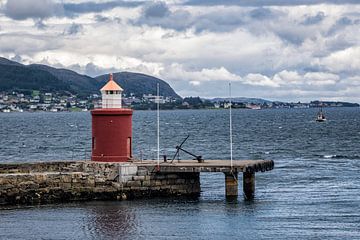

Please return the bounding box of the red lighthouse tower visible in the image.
[91,73,133,162]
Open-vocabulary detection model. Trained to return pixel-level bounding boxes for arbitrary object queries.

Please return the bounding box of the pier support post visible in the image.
[243,172,255,200]
[225,172,238,197]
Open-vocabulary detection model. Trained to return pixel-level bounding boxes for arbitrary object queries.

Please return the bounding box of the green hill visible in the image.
[29,64,99,96]
[0,57,181,99]
[95,72,181,99]
[0,63,71,93]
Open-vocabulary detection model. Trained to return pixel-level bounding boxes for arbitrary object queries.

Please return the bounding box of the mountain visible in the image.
[0,57,98,96]
[29,64,99,96]
[0,57,23,66]
[0,60,72,94]
[0,57,181,99]
[95,72,181,99]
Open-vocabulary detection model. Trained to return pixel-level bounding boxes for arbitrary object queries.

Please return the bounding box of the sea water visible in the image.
[0,108,359,239]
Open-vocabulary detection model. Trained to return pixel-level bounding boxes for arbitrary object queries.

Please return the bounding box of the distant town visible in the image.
[0,90,358,113]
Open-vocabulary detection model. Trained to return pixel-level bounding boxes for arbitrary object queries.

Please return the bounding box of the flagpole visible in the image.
[157,83,160,168]
[229,82,233,169]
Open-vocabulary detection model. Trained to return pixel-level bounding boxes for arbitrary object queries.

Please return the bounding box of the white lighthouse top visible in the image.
[100,73,123,108]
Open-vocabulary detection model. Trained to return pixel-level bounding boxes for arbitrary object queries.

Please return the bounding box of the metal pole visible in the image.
[229,82,233,169]
[157,83,160,167]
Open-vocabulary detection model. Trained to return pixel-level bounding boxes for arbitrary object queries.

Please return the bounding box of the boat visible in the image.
[316,107,326,122]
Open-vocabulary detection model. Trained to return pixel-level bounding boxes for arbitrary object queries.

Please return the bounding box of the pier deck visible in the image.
[133,159,274,173]
[133,159,274,199]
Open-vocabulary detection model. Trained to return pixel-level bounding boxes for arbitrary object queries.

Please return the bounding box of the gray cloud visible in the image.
[3,0,63,20]
[143,1,170,18]
[249,8,276,20]
[327,16,360,35]
[0,32,63,54]
[63,1,143,15]
[1,1,359,102]
[35,20,47,30]
[94,14,110,22]
[275,30,304,45]
[136,5,248,32]
[301,12,325,25]
[135,9,191,31]
[64,23,83,35]
[2,0,144,20]
[84,62,118,77]
[94,14,121,23]
[135,4,287,33]
[10,54,23,63]
[184,0,360,6]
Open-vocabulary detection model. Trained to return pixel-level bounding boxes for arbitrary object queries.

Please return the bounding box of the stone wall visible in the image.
[0,161,200,205]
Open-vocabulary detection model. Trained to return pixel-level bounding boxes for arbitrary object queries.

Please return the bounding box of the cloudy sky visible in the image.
[0,0,359,102]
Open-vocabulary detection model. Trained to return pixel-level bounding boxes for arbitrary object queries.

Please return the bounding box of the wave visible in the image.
[315,154,360,160]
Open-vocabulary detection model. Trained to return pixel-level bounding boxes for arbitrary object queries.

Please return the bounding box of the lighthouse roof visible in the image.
[100,73,123,91]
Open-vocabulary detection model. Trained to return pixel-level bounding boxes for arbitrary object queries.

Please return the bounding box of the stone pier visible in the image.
[0,159,274,205]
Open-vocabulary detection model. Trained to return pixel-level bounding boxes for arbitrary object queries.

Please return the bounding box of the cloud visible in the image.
[135,5,281,32]
[135,3,192,31]
[35,20,47,30]
[249,7,276,20]
[272,70,302,87]
[3,0,63,20]
[301,12,325,25]
[2,0,144,20]
[161,63,242,83]
[243,73,278,87]
[314,47,360,74]
[189,81,200,86]
[1,1,359,102]
[84,62,118,77]
[304,72,340,86]
[259,71,339,87]
[63,1,143,15]
[64,23,83,35]
[0,33,63,54]
[143,1,170,18]
[327,16,360,35]
[184,0,360,6]
[10,54,22,63]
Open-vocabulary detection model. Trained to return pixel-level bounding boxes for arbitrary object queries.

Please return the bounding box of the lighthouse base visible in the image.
[91,108,133,162]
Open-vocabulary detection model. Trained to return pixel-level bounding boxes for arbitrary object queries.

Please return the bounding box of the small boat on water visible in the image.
[316,107,326,122]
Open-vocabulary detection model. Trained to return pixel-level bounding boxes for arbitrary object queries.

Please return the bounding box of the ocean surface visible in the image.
[0,108,359,239]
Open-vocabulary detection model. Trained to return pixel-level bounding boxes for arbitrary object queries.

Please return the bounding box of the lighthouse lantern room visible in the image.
[100,73,123,109]
[91,73,133,162]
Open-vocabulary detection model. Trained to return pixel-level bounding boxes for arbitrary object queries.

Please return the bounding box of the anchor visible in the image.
[171,135,204,163]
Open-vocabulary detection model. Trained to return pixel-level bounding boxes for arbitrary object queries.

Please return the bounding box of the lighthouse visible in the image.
[91,73,133,162]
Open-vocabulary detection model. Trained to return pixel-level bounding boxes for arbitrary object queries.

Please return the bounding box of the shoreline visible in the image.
[0,105,359,114]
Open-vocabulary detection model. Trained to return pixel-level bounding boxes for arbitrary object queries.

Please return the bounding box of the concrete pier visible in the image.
[243,172,255,200]
[136,159,273,199]
[225,172,238,197]
[0,159,274,205]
